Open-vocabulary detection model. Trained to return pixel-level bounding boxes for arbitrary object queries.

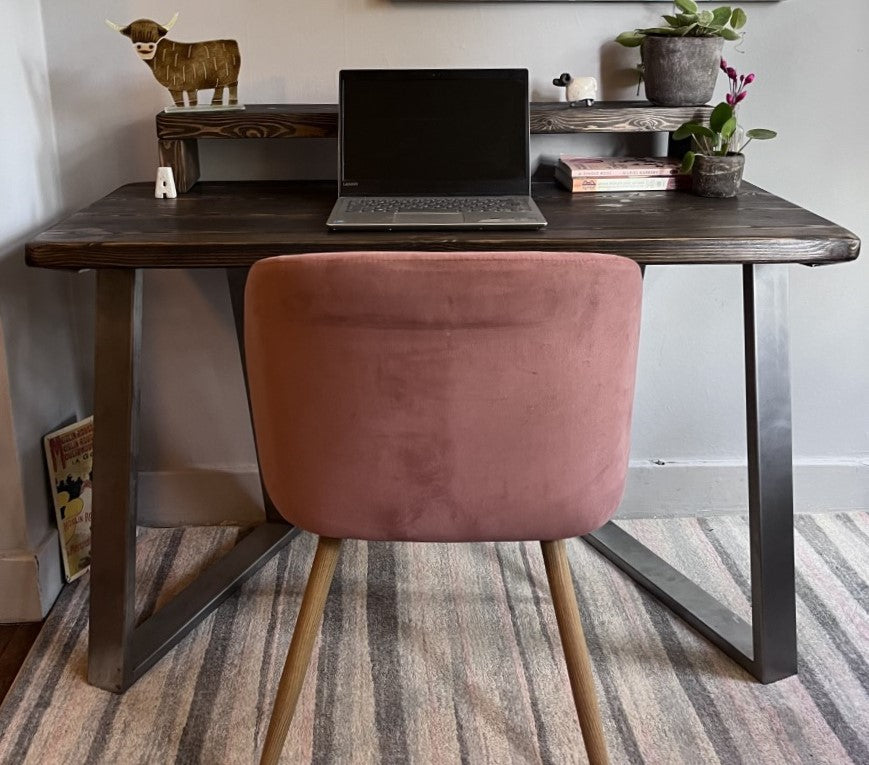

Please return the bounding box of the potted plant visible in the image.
[674,61,777,197]
[616,0,747,107]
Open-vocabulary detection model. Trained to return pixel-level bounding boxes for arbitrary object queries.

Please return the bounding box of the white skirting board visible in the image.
[617,459,869,519]
[0,530,63,623]
[136,460,869,527]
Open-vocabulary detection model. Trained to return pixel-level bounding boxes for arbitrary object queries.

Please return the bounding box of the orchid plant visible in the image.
[674,60,777,172]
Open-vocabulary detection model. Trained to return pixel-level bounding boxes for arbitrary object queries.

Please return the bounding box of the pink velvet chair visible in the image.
[244,251,643,765]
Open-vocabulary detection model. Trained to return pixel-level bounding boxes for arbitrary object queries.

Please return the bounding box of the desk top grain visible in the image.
[26,181,860,270]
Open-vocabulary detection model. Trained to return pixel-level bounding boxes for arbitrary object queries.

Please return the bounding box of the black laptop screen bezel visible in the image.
[338,68,530,198]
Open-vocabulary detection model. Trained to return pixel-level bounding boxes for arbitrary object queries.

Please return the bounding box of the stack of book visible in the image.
[554,156,690,193]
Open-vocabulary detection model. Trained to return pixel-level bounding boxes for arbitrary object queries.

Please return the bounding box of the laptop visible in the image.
[327,68,547,230]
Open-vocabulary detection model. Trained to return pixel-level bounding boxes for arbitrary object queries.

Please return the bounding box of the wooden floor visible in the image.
[0,623,41,705]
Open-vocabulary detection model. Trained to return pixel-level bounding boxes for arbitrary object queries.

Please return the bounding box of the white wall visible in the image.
[28,0,869,530]
[0,2,81,620]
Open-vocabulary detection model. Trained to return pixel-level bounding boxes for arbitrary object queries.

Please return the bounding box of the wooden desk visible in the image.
[26,180,860,691]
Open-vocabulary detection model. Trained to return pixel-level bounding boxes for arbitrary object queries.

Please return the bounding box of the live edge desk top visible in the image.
[26,181,860,270]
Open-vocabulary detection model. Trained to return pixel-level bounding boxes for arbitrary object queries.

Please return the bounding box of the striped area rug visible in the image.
[0,514,866,764]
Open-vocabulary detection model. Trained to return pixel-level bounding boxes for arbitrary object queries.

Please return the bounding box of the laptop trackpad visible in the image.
[394,212,464,223]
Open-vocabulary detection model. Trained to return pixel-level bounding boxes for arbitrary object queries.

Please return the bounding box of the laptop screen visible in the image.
[339,69,530,197]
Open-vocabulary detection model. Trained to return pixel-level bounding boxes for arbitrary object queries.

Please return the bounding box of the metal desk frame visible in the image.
[88,261,795,690]
[587,264,796,684]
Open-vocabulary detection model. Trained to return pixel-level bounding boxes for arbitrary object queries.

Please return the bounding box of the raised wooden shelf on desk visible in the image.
[156,101,713,192]
[155,101,710,139]
[530,101,710,133]
[157,104,339,140]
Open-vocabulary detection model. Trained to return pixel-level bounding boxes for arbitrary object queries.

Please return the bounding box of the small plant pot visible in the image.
[641,36,724,106]
[692,153,745,198]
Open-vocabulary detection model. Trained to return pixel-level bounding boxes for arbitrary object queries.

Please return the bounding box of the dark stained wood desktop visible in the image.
[26,181,859,270]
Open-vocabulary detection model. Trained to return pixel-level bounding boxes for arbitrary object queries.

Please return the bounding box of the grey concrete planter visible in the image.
[641,36,724,106]
[692,153,745,197]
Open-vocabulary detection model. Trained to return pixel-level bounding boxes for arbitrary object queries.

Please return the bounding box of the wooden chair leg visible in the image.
[541,539,610,765]
[260,536,342,765]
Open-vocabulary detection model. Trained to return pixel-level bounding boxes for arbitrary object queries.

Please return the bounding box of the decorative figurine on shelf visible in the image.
[105,13,242,110]
[552,74,598,107]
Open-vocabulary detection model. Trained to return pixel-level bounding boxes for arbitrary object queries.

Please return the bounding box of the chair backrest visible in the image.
[245,251,642,542]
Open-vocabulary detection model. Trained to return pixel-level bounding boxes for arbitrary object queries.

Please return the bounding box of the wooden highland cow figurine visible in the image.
[106,13,241,108]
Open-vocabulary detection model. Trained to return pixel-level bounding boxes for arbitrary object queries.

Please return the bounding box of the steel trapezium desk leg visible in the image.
[89,269,141,691]
[584,263,797,684]
[88,268,297,692]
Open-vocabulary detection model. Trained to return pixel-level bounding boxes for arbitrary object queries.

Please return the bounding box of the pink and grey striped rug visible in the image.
[0,514,866,764]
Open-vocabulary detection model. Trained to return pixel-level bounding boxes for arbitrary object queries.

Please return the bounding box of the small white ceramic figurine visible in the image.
[155,167,177,199]
[552,74,598,107]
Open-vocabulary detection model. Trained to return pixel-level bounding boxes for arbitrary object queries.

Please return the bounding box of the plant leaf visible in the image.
[746,128,777,139]
[673,123,696,141]
[676,23,699,36]
[720,117,738,141]
[639,27,684,36]
[680,151,696,174]
[674,0,699,14]
[675,123,716,141]
[730,8,748,29]
[616,31,644,46]
[712,6,732,25]
[697,10,714,25]
[719,27,741,40]
[709,102,734,133]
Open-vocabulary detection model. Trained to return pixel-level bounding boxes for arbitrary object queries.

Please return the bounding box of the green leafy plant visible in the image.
[616,0,747,47]
[674,62,776,172]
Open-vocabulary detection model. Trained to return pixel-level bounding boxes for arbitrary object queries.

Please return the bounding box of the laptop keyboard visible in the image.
[345,197,530,214]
